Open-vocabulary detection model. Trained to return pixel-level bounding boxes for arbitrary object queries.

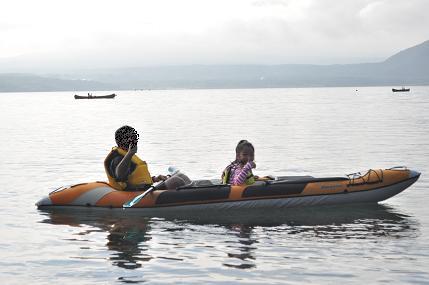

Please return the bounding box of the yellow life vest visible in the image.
[104,147,154,190]
[222,163,255,185]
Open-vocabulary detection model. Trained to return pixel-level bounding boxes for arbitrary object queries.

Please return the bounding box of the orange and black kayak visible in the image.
[36,167,420,213]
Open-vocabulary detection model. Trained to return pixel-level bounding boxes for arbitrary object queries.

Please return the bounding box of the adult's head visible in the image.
[115,125,139,150]
[235,140,255,163]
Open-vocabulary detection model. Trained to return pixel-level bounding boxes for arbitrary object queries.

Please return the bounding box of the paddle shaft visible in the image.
[123,179,167,208]
[123,169,179,208]
[123,187,155,208]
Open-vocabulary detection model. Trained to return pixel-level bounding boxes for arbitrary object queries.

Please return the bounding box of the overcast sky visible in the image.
[1,0,428,71]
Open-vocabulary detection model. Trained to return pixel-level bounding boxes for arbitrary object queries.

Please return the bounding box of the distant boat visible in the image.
[74,93,116,99]
[392,87,410,92]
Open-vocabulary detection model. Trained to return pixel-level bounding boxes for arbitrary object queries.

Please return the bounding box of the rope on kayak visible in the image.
[347,169,383,186]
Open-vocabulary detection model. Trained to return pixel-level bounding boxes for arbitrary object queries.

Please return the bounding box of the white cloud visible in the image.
[0,0,428,70]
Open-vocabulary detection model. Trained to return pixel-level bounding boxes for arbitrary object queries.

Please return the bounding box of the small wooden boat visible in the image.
[392,87,410,92]
[74,93,116,99]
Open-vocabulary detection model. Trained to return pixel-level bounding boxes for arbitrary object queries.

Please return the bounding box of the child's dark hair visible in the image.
[235,140,254,158]
[115,125,139,149]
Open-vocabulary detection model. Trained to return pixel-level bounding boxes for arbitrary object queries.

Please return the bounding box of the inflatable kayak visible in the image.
[36,167,420,212]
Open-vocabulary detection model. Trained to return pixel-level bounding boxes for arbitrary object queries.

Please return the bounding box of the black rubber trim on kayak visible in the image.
[176,184,226,190]
[266,177,349,185]
[242,182,307,198]
[156,185,231,205]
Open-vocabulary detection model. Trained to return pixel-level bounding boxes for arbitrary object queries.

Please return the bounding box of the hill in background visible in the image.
[0,74,114,92]
[1,40,428,92]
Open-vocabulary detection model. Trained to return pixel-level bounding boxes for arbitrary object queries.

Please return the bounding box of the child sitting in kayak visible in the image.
[222,140,256,185]
[104,125,190,191]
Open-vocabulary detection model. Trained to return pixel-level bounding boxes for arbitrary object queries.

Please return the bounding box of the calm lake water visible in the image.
[0,87,428,284]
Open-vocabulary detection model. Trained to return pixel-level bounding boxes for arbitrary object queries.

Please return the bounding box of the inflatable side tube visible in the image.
[156,185,231,205]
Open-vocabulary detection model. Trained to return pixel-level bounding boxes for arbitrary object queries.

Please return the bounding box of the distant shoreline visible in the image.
[1,39,429,93]
[1,85,428,94]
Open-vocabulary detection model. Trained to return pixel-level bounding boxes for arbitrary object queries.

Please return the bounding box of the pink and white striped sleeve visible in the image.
[232,162,253,185]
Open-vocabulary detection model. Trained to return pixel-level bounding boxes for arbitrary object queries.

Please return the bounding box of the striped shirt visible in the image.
[228,161,254,185]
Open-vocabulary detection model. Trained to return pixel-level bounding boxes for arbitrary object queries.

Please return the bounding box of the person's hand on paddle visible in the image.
[153,174,168,182]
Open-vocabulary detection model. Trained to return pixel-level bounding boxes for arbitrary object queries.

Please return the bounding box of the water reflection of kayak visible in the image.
[39,203,418,242]
[38,204,418,270]
[36,167,420,212]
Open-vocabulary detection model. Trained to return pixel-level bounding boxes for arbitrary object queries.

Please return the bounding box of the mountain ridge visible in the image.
[1,40,428,92]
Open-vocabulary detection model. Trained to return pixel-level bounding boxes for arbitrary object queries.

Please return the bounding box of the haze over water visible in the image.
[0,86,428,284]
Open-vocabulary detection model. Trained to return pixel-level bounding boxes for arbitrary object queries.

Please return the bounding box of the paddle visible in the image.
[122,167,179,208]
[122,183,161,208]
